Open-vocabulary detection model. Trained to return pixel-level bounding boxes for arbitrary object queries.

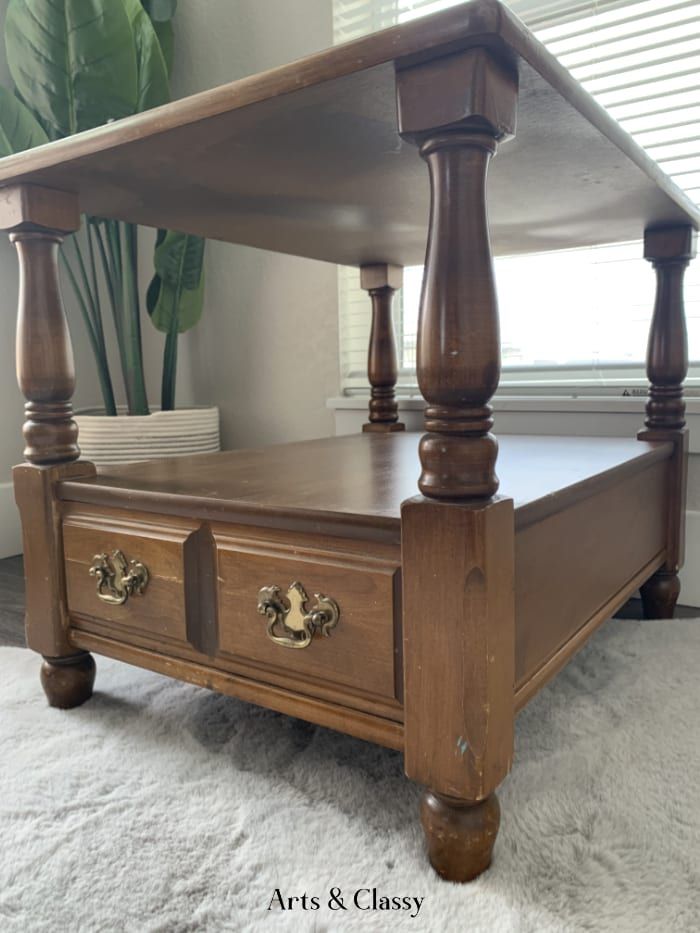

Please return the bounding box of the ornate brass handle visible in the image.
[89,550,150,606]
[257,581,340,649]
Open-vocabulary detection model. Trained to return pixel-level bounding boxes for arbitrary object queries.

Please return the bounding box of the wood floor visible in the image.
[0,556,25,647]
[0,555,694,650]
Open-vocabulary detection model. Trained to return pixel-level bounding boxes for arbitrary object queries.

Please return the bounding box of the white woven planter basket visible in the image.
[74,406,220,466]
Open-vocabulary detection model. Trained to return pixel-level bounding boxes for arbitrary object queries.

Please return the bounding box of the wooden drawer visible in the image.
[63,505,402,710]
[215,530,401,704]
[63,506,207,648]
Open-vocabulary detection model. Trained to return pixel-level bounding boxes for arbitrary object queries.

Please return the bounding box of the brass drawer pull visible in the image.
[89,550,150,606]
[257,581,340,649]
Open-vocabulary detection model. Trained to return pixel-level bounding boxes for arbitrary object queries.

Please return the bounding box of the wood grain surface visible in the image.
[402,495,515,801]
[14,462,95,657]
[216,528,400,703]
[63,507,202,645]
[638,225,697,618]
[361,263,404,432]
[57,433,674,530]
[0,1,694,265]
[515,460,667,690]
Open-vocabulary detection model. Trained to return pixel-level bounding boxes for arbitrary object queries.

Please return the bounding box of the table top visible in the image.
[0,0,697,265]
[58,433,672,537]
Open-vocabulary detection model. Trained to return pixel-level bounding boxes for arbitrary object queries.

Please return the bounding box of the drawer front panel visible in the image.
[63,506,402,714]
[63,510,203,645]
[216,535,400,703]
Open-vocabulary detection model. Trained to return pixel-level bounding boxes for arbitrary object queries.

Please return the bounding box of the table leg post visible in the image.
[638,225,696,619]
[402,496,515,881]
[396,49,518,881]
[0,184,97,707]
[361,263,404,433]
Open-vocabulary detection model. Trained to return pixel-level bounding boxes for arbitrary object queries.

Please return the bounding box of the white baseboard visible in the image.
[0,482,21,559]
[680,510,700,609]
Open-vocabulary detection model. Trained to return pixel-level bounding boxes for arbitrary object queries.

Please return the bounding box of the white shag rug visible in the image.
[1,619,700,933]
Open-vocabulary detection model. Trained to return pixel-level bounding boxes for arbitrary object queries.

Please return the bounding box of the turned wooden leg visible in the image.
[1,188,97,681]
[637,226,696,617]
[640,570,680,619]
[421,790,500,882]
[397,48,517,499]
[40,652,96,709]
[396,47,518,882]
[360,263,405,433]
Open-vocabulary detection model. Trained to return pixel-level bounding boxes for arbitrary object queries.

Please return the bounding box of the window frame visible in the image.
[333,0,700,396]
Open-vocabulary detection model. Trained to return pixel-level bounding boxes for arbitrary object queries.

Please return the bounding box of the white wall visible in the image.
[0,0,338,554]
[171,0,339,450]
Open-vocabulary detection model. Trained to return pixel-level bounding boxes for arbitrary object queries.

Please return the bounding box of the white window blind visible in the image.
[335,0,700,394]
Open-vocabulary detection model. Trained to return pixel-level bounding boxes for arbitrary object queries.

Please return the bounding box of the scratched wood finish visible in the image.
[0,4,696,265]
[40,653,96,709]
[401,496,515,801]
[70,609,404,725]
[215,530,400,703]
[57,439,672,724]
[638,225,696,618]
[396,45,518,874]
[421,791,500,882]
[0,184,80,233]
[62,506,205,645]
[4,0,697,886]
[56,433,671,530]
[398,48,518,499]
[62,503,402,719]
[69,627,404,751]
[361,263,404,433]
[3,184,97,708]
[14,462,96,658]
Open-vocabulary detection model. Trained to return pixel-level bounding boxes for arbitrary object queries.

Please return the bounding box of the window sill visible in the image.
[327,395,700,453]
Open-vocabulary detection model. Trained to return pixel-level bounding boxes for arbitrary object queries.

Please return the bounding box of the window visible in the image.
[334,0,700,395]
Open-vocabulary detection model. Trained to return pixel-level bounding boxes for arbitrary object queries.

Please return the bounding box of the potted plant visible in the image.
[0,0,219,464]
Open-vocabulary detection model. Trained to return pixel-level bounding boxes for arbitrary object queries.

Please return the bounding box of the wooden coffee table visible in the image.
[2,0,697,881]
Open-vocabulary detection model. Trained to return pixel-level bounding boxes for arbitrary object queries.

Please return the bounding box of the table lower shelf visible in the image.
[58,432,673,537]
[58,432,673,747]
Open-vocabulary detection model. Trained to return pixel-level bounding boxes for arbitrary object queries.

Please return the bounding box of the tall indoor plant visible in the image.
[0,0,217,461]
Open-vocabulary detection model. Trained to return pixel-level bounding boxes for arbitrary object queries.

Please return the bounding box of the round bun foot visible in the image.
[40,653,96,709]
[420,789,500,883]
[640,570,680,620]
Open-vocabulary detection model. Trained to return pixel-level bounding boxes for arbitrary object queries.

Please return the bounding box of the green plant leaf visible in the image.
[12,86,55,141]
[5,0,139,138]
[147,230,205,334]
[152,19,174,77]
[152,273,205,332]
[142,0,177,22]
[0,84,48,155]
[141,0,175,74]
[123,0,170,111]
[156,231,204,292]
